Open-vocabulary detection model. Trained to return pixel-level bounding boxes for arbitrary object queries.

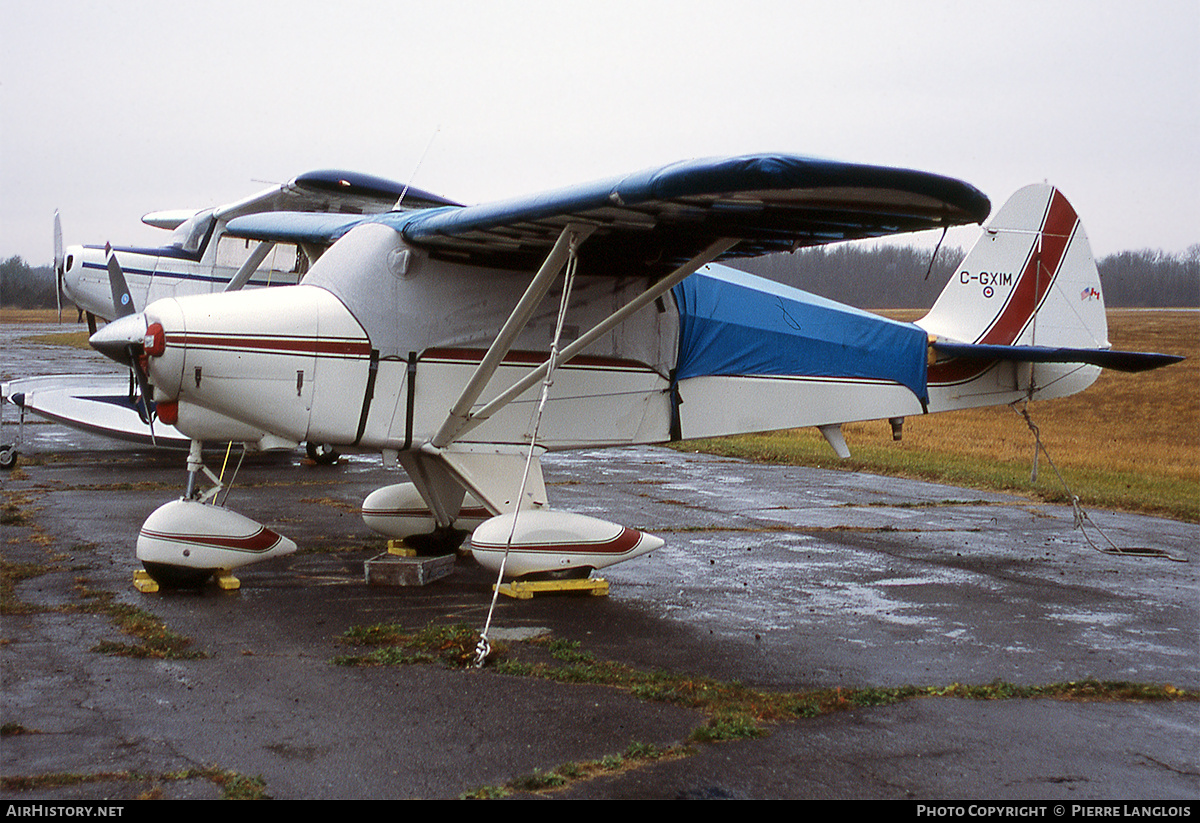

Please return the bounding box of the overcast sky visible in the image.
[2,0,1197,265]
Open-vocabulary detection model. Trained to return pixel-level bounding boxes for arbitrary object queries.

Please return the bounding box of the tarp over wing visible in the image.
[672,265,930,404]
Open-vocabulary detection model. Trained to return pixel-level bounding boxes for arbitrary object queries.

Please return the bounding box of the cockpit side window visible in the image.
[215,235,307,280]
[168,210,216,254]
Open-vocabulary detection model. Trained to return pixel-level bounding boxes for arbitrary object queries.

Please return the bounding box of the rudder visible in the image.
[917,184,1109,352]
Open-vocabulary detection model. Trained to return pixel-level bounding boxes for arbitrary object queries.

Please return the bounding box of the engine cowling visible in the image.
[140,285,372,446]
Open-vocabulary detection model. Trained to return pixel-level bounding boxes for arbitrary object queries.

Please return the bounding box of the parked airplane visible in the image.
[58,169,459,327]
[1,171,460,464]
[85,154,1182,587]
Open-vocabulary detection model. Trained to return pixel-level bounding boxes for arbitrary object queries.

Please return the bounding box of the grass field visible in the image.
[676,309,1199,522]
[6,307,1197,521]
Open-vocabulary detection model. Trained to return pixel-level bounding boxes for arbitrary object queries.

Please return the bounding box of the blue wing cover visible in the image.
[225,212,374,245]
[673,266,930,404]
[228,154,990,277]
[391,154,989,274]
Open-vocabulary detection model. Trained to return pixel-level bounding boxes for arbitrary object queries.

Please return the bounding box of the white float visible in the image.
[470,510,664,579]
[361,482,489,539]
[138,498,296,585]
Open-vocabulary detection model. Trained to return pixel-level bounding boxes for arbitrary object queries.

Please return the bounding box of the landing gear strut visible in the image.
[0,394,24,471]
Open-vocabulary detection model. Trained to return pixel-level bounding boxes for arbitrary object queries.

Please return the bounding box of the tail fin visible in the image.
[919,185,1106,407]
[917,183,1108,351]
[916,185,1181,407]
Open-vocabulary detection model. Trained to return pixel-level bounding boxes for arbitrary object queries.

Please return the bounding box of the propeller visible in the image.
[90,249,156,442]
[53,211,64,322]
[128,344,157,439]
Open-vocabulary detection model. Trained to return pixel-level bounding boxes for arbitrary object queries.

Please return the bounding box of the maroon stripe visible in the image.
[141,526,284,554]
[164,334,371,357]
[474,526,644,556]
[979,189,1077,346]
[421,347,651,371]
[364,507,491,519]
[929,190,1078,386]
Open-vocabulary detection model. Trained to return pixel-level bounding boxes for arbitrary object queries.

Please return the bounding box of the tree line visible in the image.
[729,244,1199,309]
[1095,247,1200,308]
[3,245,1198,310]
[1,257,57,308]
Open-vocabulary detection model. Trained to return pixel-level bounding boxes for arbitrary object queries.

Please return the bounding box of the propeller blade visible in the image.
[89,309,158,444]
[126,342,158,446]
[106,245,137,319]
[53,211,64,322]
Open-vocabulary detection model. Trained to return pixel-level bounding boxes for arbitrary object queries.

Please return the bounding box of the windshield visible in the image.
[167,209,216,254]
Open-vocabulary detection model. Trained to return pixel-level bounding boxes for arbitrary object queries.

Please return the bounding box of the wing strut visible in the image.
[439,236,739,446]
[431,223,596,449]
[224,241,276,292]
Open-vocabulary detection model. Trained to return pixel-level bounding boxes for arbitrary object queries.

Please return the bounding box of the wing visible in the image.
[226,154,990,275]
[140,170,460,231]
[390,154,990,275]
[143,170,459,232]
[141,209,205,231]
[283,170,461,213]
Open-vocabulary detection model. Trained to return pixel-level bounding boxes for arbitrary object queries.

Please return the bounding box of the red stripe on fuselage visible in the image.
[164,334,372,358]
[420,347,653,372]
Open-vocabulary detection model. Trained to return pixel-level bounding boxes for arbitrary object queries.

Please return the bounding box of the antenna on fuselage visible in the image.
[392,126,441,211]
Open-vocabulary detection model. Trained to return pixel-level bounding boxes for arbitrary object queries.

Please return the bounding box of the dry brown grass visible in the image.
[875,309,1198,483]
[1,308,64,323]
[682,310,1199,521]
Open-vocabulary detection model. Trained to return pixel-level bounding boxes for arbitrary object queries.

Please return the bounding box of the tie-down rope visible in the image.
[1014,403,1186,562]
[473,236,582,667]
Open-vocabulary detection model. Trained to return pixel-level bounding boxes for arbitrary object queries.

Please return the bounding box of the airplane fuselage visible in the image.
[137,213,1100,459]
[60,168,457,322]
[141,222,680,453]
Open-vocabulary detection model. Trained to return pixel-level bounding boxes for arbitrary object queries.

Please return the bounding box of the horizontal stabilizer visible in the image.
[931,341,1184,373]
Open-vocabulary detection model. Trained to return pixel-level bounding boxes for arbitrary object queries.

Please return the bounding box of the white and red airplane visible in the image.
[85,153,1182,587]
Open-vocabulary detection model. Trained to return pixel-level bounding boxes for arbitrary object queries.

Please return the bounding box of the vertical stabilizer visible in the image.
[917,184,1109,352]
